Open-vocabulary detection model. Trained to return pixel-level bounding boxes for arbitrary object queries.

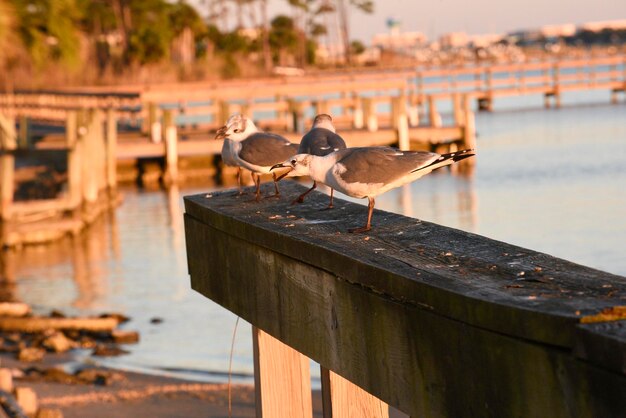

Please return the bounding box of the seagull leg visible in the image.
[236,168,244,195]
[292,181,316,205]
[270,172,281,198]
[349,197,374,233]
[325,188,335,210]
[254,174,262,202]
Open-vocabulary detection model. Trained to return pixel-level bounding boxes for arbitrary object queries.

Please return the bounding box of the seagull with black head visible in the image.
[291,114,347,209]
[272,147,475,233]
[215,114,299,201]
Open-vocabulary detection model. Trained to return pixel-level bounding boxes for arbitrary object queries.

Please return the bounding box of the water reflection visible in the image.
[1,212,117,311]
[367,166,478,233]
[0,100,624,382]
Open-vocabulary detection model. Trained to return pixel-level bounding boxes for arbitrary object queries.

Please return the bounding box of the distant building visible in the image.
[315,43,346,65]
[355,47,381,65]
[439,32,469,49]
[539,24,576,38]
[371,19,427,54]
[372,31,427,49]
[580,19,626,32]
[468,33,503,48]
[506,30,543,45]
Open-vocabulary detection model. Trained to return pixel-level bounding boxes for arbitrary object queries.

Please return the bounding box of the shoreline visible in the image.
[0,351,261,417]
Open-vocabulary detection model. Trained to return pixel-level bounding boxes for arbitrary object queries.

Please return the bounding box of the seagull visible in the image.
[291,114,347,209]
[215,114,299,201]
[271,147,475,233]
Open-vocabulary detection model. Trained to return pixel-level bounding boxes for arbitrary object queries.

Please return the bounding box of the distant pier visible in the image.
[0,52,624,204]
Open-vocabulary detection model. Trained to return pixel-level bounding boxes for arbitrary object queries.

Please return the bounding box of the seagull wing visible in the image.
[239,133,299,167]
[336,147,440,185]
[299,128,347,156]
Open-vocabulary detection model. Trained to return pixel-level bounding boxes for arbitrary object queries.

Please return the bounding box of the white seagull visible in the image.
[272,146,475,233]
[215,114,299,201]
[291,114,347,208]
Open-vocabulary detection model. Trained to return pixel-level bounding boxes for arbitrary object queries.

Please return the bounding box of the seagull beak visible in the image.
[215,126,228,139]
[270,163,289,171]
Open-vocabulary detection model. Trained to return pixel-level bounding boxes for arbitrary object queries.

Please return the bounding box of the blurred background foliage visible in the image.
[0,0,372,87]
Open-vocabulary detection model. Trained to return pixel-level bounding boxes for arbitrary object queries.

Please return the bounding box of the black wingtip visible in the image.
[440,149,476,162]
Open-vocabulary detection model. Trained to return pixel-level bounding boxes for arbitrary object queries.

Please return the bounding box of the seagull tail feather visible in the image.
[411,148,475,173]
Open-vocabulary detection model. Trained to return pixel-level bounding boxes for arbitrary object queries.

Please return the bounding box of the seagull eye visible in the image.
[234,129,242,133]
[291,159,297,166]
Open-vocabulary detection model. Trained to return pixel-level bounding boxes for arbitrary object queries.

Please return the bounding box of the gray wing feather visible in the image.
[298,128,347,156]
[239,133,299,167]
[337,147,439,184]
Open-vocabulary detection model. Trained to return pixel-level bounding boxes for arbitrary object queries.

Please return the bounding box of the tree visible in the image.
[269,15,299,65]
[335,0,372,64]
[13,0,84,69]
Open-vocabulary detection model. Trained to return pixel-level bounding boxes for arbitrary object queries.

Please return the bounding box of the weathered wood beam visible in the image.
[184,183,626,417]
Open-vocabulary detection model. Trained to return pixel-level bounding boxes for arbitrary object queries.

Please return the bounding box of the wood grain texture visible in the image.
[184,183,626,349]
[184,183,626,417]
[321,367,388,418]
[253,327,312,418]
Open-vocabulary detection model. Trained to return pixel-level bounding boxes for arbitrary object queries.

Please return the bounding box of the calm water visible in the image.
[3,92,626,382]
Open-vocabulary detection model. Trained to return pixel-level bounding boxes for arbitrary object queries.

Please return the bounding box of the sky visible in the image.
[193,0,626,44]
[348,0,626,41]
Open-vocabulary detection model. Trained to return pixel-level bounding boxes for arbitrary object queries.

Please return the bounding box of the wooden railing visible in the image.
[184,182,626,417]
[0,110,118,246]
[2,54,624,129]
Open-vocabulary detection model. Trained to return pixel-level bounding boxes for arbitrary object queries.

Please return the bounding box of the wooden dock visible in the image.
[184,182,626,418]
[1,53,623,126]
[0,111,118,247]
[0,53,623,186]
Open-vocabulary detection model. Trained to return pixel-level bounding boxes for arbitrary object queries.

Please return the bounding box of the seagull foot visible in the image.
[291,196,305,205]
[321,204,334,211]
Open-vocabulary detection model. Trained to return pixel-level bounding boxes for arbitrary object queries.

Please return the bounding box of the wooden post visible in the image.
[544,93,551,109]
[241,98,253,119]
[163,109,178,186]
[66,111,82,209]
[611,89,619,105]
[253,327,312,418]
[553,64,561,109]
[362,98,378,132]
[276,95,290,130]
[485,68,493,94]
[219,100,232,124]
[428,95,442,128]
[352,94,363,129]
[452,93,465,126]
[315,99,329,116]
[105,108,117,194]
[288,99,304,133]
[0,114,16,221]
[390,97,399,130]
[81,110,98,205]
[415,72,423,99]
[394,95,410,151]
[408,90,419,127]
[462,108,477,151]
[92,109,106,194]
[17,115,28,149]
[149,102,162,143]
[321,367,389,418]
